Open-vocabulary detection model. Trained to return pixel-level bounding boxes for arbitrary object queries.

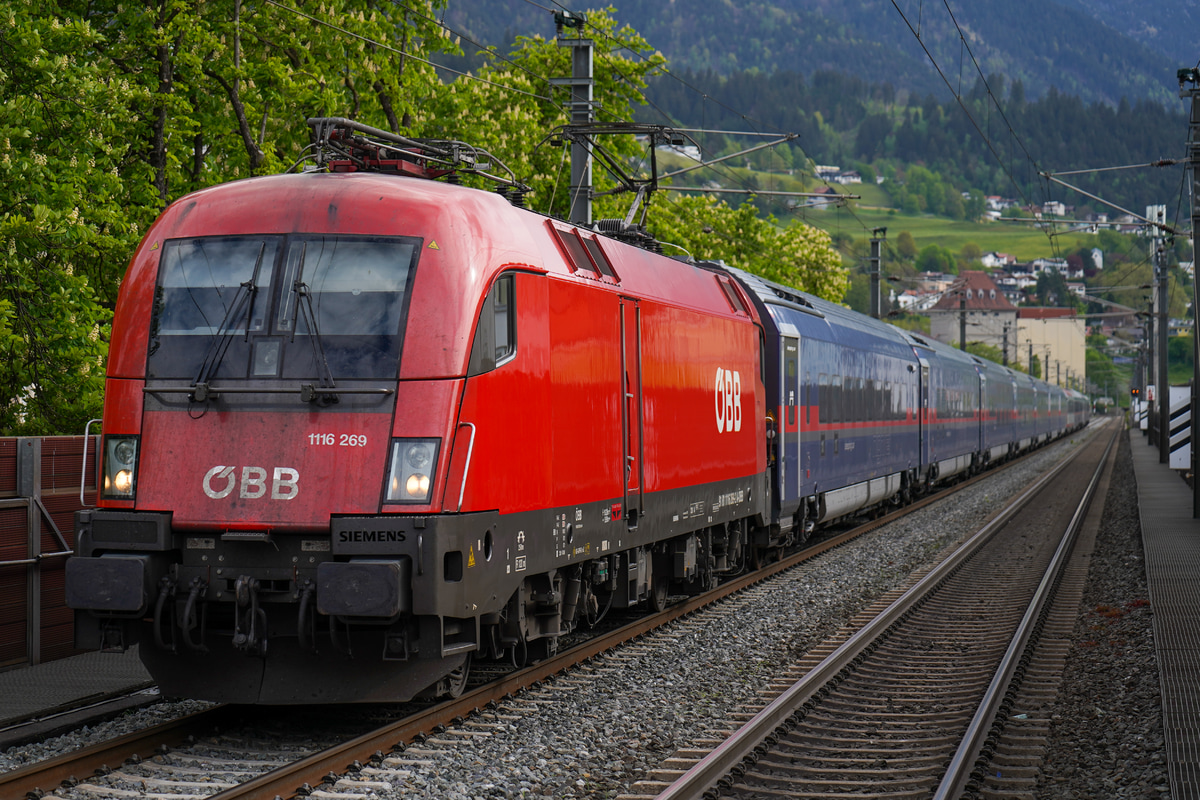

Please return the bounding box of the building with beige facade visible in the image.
[927,271,1086,388]
[1015,308,1088,389]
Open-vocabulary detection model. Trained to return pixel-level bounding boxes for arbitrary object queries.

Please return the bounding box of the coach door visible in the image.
[918,358,932,472]
[978,373,987,454]
[620,298,643,527]
[781,335,800,507]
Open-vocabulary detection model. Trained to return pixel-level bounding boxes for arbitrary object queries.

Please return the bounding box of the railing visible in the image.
[0,436,98,668]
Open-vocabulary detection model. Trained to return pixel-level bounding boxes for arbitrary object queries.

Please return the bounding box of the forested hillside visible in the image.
[1051,0,1200,68]
[442,0,1186,107]
[641,69,1187,217]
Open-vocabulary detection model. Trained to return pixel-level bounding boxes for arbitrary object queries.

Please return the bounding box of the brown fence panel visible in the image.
[0,500,29,667]
[0,439,15,494]
[0,435,98,668]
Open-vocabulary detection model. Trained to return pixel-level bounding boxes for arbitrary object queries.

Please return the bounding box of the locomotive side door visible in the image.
[619,298,643,526]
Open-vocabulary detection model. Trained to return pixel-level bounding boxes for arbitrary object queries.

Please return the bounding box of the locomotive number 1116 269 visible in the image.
[308,433,369,447]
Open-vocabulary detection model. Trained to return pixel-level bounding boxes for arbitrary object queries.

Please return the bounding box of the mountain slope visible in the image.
[441,0,1183,106]
[1048,0,1200,69]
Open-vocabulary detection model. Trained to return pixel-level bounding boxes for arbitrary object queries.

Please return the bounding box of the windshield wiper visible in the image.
[289,242,339,405]
[190,243,266,402]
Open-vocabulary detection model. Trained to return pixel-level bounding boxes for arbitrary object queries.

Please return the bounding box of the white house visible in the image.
[980,252,1016,269]
[1031,257,1068,274]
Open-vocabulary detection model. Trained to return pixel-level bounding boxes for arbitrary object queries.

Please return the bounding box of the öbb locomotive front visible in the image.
[66,123,769,703]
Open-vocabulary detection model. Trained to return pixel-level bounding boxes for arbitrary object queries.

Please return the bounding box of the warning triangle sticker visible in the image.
[428,241,440,250]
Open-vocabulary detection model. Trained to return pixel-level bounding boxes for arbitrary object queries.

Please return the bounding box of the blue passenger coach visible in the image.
[728,267,922,538]
[722,265,1086,550]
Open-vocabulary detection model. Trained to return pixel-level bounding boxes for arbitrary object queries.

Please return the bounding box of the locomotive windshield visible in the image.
[147,234,419,382]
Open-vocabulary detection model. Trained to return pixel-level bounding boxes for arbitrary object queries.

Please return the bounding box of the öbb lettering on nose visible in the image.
[203,465,299,500]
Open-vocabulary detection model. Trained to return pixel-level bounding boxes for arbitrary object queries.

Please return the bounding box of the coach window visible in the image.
[805,372,813,425]
[468,273,516,375]
[816,373,828,425]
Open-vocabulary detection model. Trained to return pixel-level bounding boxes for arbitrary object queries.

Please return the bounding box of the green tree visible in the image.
[649,195,848,302]
[965,341,1007,365]
[844,273,871,313]
[916,244,956,274]
[1168,335,1194,384]
[1086,344,1130,407]
[0,11,134,434]
[1035,269,1080,308]
[963,189,986,221]
[896,230,918,260]
[942,184,965,221]
[0,1,456,432]
[885,310,930,334]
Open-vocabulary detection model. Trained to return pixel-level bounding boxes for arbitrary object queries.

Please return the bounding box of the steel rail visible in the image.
[0,704,246,798]
[934,418,1119,798]
[652,419,1109,800]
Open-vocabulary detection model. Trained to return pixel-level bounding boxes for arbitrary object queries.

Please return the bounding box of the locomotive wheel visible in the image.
[444,654,471,699]
[649,577,669,612]
[510,637,529,669]
[750,545,765,571]
[415,654,472,701]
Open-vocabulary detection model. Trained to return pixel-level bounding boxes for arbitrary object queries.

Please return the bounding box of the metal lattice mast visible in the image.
[553,11,593,225]
[1179,68,1200,515]
[869,228,886,319]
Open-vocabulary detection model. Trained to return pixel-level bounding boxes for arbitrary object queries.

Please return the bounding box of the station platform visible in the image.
[0,645,152,737]
[1131,427,1200,799]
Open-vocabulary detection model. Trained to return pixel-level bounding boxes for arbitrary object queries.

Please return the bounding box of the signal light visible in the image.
[1131,387,1140,398]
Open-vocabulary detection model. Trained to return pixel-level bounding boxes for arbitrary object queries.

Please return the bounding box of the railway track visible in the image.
[628,418,1118,800]
[3,433,1098,800]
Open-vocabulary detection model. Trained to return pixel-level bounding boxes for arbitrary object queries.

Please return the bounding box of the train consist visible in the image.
[66,119,1090,704]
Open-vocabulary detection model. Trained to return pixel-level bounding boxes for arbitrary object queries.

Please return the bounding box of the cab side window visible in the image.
[468,274,516,376]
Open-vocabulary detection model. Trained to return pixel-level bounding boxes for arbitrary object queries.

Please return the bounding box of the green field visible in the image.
[801,202,1096,262]
[657,158,1100,264]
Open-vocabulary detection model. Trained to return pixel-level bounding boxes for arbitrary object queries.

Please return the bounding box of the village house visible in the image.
[927,271,1020,356]
[980,252,1016,269]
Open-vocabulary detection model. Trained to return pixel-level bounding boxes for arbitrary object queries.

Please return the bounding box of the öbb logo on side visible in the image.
[715,368,742,433]
[203,466,300,500]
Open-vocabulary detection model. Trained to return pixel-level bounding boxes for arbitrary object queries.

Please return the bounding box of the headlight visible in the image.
[385,438,439,503]
[102,435,139,500]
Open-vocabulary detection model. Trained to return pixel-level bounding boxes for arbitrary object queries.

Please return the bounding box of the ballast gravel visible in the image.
[1035,431,1168,799]
[0,424,1166,800]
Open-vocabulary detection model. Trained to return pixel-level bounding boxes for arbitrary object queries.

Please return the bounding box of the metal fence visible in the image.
[0,436,97,668]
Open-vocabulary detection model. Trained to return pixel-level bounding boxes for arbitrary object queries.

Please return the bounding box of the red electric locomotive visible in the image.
[66,120,769,703]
